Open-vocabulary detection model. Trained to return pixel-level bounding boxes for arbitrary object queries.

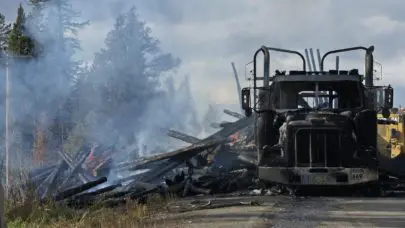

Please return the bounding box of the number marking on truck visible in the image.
[351,168,365,181]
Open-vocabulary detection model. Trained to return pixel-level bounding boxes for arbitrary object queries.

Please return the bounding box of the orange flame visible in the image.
[229,131,241,142]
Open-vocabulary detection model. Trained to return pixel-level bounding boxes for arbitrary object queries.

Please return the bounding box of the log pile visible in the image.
[24,110,259,208]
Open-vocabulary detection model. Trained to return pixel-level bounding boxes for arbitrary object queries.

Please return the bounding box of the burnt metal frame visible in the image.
[250,45,375,112]
[320,46,372,71]
[251,45,374,112]
[293,128,343,168]
[272,74,360,82]
[252,46,306,112]
[320,46,374,88]
[253,45,374,112]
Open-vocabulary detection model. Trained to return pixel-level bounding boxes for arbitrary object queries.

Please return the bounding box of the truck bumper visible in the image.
[258,167,379,186]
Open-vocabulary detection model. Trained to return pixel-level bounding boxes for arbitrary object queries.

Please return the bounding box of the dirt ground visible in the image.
[145,195,405,228]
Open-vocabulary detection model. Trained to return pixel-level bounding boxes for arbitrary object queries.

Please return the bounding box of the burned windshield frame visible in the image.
[269,80,364,110]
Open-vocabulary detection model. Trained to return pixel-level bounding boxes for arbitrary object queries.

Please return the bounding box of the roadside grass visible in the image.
[3,168,182,228]
[6,191,176,228]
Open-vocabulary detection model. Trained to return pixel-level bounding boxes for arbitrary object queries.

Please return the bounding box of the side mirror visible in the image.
[384,85,393,109]
[241,87,252,117]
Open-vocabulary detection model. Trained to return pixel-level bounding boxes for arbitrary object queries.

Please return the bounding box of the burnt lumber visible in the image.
[76,184,122,198]
[167,130,214,169]
[207,116,253,140]
[128,138,224,170]
[25,109,263,209]
[167,130,201,144]
[60,150,92,188]
[29,164,57,178]
[223,109,245,119]
[40,159,69,199]
[138,160,183,183]
[210,121,233,129]
[57,150,92,184]
[55,177,107,201]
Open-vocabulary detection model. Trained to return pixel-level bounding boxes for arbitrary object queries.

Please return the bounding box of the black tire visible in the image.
[363,182,381,197]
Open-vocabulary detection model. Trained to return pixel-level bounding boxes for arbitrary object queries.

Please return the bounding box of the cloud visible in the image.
[361,16,402,35]
[133,0,405,106]
[2,0,405,109]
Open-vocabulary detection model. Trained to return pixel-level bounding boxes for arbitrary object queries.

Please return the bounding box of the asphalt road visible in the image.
[158,195,405,228]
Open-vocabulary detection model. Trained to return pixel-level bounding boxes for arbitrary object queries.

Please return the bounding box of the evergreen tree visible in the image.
[0,12,11,50]
[26,0,49,56]
[174,75,201,134]
[4,5,37,163]
[134,74,202,153]
[27,0,88,79]
[87,6,180,144]
[7,4,35,56]
[165,76,176,100]
[10,0,89,161]
[26,0,89,141]
[202,104,221,134]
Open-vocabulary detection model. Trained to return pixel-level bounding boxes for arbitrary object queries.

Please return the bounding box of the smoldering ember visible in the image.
[19,109,260,209]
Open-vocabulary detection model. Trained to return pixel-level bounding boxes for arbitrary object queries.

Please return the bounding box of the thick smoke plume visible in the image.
[0,2,206,180]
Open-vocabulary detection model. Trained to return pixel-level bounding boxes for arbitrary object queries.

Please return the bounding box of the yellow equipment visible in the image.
[377,113,404,158]
[377,113,405,176]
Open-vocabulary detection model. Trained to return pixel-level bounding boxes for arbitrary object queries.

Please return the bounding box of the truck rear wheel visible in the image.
[363,182,381,197]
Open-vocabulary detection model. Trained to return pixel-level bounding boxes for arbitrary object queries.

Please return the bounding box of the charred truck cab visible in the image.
[241,46,394,188]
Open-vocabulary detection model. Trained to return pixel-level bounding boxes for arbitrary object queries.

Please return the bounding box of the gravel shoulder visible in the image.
[146,195,405,228]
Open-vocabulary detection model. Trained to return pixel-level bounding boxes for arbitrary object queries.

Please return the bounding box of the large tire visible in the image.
[363,182,381,197]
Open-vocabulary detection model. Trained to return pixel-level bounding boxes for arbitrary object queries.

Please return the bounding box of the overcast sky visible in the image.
[2,0,405,112]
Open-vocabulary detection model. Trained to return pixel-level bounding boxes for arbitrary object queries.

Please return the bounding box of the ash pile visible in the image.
[24,109,262,208]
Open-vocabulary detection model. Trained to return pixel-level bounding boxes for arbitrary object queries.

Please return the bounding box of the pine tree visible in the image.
[4,5,38,164]
[26,0,49,56]
[7,4,35,56]
[27,0,88,130]
[202,104,221,134]
[27,0,88,76]
[88,6,180,144]
[175,75,201,134]
[0,12,11,50]
[23,0,88,161]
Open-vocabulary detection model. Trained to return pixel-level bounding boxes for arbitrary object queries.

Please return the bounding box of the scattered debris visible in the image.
[23,109,405,210]
[23,111,260,209]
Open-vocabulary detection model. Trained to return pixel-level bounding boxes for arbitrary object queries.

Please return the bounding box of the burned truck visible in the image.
[241,46,393,189]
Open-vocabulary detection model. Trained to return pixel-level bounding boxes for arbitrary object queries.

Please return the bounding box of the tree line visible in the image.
[0,1,201,167]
